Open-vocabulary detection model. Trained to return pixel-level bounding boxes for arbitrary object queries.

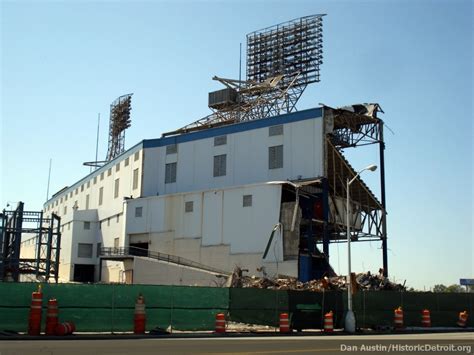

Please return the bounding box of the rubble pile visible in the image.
[231,268,405,292]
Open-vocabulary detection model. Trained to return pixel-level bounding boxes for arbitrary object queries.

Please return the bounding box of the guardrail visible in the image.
[100,246,230,276]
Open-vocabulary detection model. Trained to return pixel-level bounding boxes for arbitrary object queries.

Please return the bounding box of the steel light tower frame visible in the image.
[163,15,325,137]
[106,93,133,161]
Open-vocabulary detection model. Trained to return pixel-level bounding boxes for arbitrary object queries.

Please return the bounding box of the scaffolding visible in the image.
[0,202,61,282]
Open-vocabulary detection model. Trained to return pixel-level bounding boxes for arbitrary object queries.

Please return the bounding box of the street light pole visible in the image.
[344,164,377,333]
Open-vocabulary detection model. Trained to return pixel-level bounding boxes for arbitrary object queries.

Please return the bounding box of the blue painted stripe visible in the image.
[143,107,322,148]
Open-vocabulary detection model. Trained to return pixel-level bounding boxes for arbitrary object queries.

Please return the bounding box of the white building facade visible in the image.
[37,107,327,284]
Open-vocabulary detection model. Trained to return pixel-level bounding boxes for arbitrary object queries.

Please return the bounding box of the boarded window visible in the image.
[269,125,284,136]
[269,145,283,169]
[135,206,143,218]
[166,144,178,154]
[213,154,227,177]
[185,201,194,213]
[133,168,139,190]
[99,187,104,206]
[114,178,120,198]
[214,135,227,146]
[78,243,93,258]
[84,221,91,230]
[243,195,253,207]
[165,163,177,184]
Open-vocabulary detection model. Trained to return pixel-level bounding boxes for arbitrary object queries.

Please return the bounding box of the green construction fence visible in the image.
[0,283,473,332]
[0,283,228,332]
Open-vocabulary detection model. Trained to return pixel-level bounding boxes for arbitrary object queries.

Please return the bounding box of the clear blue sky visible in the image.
[1,0,472,290]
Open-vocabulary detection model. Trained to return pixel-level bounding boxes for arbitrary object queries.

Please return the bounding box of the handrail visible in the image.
[100,246,230,276]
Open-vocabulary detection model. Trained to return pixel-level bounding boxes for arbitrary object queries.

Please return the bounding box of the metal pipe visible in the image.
[379,121,388,277]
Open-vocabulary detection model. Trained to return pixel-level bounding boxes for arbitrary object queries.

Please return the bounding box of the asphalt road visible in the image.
[0,332,473,355]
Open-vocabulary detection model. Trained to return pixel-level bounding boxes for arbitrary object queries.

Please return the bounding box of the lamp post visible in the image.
[345,164,377,333]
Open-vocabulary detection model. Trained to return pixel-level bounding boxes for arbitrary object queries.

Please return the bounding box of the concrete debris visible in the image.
[234,270,405,292]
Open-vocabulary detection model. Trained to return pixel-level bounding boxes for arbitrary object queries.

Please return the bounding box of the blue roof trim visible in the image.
[143,107,322,148]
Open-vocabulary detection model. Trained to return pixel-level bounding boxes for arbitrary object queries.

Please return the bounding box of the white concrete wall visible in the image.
[123,183,295,278]
[142,116,324,197]
[132,257,225,286]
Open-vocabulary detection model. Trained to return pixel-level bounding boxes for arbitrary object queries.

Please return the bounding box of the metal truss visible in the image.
[0,202,61,282]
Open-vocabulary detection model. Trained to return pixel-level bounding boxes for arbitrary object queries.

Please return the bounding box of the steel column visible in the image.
[379,121,388,277]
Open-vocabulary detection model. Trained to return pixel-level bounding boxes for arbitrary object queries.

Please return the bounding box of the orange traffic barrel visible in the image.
[55,322,75,336]
[421,309,431,327]
[215,313,226,333]
[323,311,333,333]
[134,294,146,334]
[457,311,468,327]
[28,290,43,335]
[394,307,404,329]
[45,298,59,335]
[279,313,290,333]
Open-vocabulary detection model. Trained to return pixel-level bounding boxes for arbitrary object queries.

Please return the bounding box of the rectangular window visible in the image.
[65,194,68,201]
[93,176,97,184]
[85,194,90,209]
[135,206,143,218]
[243,195,253,207]
[78,243,93,258]
[213,154,227,177]
[55,200,58,206]
[87,181,90,188]
[107,168,111,177]
[99,187,104,206]
[269,125,284,136]
[84,221,91,230]
[63,205,67,215]
[133,168,139,190]
[81,185,84,192]
[214,135,227,146]
[100,172,104,181]
[165,163,177,184]
[269,145,283,169]
[114,179,120,198]
[166,144,177,154]
[114,237,119,248]
[125,157,129,166]
[134,151,140,161]
[116,214,120,223]
[68,222,71,230]
[185,201,194,213]
[75,189,78,195]
[97,243,101,257]
[69,192,73,198]
[107,218,110,227]
[116,163,120,172]
[60,197,63,203]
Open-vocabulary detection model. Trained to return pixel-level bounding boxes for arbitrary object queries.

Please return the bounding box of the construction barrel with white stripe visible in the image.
[394,307,403,329]
[421,309,431,327]
[323,311,333,333]
[45,298,59,335]
[279,313,290,333]
[457,311,468,327]
[28,288,43,336]
[134,294,146,334]
[215,313,226,333]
